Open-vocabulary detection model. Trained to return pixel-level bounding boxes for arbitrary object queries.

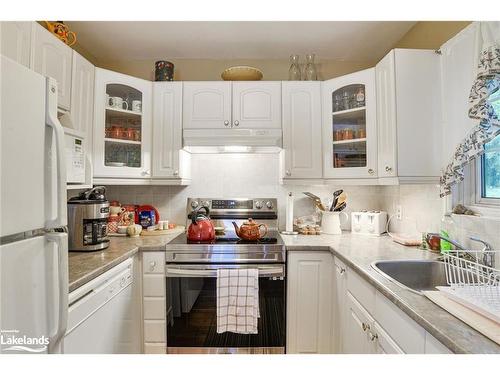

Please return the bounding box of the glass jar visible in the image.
[288,55,301,81]
[304,54,317,81]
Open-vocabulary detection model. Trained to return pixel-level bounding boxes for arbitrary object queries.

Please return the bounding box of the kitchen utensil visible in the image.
[187,206,215,242]
[221,66,263,81]
[109,96,128,110]
[333,201,346,212]
[330,189,343,211]
[155,60,174,81]
[321,211,348,235]
[333,192,347,211]
[232,218,268,241]
[303,192,326,211]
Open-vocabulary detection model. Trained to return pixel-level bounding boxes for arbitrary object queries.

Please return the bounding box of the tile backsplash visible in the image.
[101,153,497,252]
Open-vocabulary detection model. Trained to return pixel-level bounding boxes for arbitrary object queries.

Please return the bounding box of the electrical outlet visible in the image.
[395,205,402,220]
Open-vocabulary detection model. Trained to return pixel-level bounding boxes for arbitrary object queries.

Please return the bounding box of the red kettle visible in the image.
[187,206,215,242]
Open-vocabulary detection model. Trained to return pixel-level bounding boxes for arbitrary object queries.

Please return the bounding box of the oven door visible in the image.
[165,264,285,354]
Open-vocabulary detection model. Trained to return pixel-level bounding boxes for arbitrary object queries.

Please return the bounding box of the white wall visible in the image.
[103,153,381,230]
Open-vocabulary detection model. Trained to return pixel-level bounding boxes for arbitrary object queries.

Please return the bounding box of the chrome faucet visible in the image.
[426,233,495,269]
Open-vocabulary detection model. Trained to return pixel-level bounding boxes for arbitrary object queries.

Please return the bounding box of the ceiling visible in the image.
[66,21,416,62]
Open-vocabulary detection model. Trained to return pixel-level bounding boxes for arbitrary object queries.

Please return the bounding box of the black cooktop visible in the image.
[169,230,283,246]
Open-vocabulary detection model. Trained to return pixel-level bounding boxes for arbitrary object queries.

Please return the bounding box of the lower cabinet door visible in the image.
[286,251,333,353]
[372,322,404,354]
[343,292,376,354]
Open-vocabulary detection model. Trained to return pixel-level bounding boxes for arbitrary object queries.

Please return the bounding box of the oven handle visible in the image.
[165,266,285,278]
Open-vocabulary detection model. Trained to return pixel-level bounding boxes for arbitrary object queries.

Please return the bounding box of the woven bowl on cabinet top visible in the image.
[221,66,263,81]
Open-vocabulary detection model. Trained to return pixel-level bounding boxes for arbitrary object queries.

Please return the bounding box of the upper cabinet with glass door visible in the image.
[322,68,377,179]
[93,68,152,179]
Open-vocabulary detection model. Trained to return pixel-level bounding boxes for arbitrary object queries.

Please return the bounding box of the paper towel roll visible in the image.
[286,192,294,232]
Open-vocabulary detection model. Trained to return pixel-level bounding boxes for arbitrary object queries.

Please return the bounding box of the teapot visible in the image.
[44,21,77,46]
[232,218,268,241]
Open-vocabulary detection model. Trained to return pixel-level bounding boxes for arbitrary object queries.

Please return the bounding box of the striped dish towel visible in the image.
[216,268,260,334]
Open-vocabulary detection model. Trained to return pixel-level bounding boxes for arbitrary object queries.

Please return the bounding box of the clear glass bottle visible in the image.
[440,213,455,252]
[304,54,317,81]
[288,55,301,81]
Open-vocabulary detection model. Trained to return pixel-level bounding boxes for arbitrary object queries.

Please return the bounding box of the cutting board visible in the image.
[140,226,184,236]
[423,290,500,345]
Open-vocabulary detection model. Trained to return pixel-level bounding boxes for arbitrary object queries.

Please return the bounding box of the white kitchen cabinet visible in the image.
[287,251,333,354]
[0,21,32,68]
[142,252,166,354]
[70,51,94,155]
[93,67,152,179]
[376,49,442,183]
[322,68,377,179]
[343,291,376,354]
[31,22,72,110]
[232,82,281,129]
[282,82,322,179]
[372,322,405,354]
[152,82,191,180]
[333,257,347,353]
[183,82,231,129]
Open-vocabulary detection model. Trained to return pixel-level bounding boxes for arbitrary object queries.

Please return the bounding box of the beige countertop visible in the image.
[68,228,184,292]
[282,233,500,354]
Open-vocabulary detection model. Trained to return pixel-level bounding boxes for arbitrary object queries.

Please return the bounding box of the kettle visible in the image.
[187,206,215,242]
[232,218,268,241]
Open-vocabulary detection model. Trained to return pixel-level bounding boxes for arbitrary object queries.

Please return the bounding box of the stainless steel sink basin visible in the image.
[371,260,449,295]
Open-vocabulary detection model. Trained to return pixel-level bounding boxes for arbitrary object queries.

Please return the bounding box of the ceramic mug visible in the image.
[131,100,142,113]
[109,96,128,110]
[321,211,348,235]
[127,224,143,237]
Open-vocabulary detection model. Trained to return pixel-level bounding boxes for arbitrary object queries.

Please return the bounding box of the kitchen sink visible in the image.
[371,260,449,295]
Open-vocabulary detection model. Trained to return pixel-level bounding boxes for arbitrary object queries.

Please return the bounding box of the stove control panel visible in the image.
[187,198,277,211]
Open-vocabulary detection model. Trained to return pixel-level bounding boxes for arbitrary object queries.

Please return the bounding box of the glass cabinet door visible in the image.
[104,84,143,168]
[93,68,152,179]
[323,69,377,179]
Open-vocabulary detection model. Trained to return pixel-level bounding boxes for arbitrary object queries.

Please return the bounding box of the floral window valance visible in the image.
[440,22,500,197]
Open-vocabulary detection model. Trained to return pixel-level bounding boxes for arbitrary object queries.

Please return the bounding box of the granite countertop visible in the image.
[68,228,184,292]
[282,233,500,354]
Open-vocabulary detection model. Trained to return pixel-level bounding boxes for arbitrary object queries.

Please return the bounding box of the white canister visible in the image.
[321,211,348,235]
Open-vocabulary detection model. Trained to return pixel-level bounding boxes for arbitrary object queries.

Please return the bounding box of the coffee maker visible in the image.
[68,186,110,251]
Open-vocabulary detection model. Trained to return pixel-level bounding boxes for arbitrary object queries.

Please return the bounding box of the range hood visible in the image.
[183,128,282,153]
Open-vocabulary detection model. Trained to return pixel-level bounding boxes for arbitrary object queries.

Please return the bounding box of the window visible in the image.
[478,84,500,202]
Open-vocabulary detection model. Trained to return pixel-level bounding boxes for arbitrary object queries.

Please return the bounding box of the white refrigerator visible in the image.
[0,56,68,354]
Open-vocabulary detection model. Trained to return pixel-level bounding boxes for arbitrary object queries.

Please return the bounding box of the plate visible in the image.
[221,66,263,81]
[137,204,160,224]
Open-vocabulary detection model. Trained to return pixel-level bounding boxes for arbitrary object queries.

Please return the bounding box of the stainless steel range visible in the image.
[165,198,285,354]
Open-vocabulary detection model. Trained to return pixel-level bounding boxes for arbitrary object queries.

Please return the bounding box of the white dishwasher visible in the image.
[63,258,140,353]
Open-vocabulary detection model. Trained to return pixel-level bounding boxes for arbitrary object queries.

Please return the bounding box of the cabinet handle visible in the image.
[234,120,239,126]
[385,166,392,172]
[362,322,370,332]
[368,168,375,175]
[285,170,291,176]
[369,332,379,341]
[173,170,179,176]
[149,261,156,271]
[224,120,230,126]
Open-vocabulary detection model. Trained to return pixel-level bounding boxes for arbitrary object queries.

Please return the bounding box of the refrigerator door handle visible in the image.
[46,232,68,354]
[45,77,67,229]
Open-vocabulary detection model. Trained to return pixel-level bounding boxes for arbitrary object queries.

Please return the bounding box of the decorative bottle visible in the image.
[304,54,317,81]
[288,55,301,80]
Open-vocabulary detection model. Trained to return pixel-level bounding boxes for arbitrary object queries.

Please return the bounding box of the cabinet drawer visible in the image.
[143,252,165,274]
[374,291,425,353]
[143,274,165,297]
[144,320,166,342]
[144,297,166,320]
[347,268,376,313]
[144,343,166,354]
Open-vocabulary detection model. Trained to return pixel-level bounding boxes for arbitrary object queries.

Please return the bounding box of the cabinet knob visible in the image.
[173,170,179,176]
[368,168,375,175]
[224,120,230,126]
[234,120,239,126]
[369,332,379,341]
[362,322,370,332]
[385,166,392,172]
[142,170,150,176]
[285,170,291,176]
[339,267,346,274]
[149,261,156,271]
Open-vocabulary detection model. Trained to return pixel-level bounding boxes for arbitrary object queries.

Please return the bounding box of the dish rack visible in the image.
[441,250,500,323]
